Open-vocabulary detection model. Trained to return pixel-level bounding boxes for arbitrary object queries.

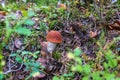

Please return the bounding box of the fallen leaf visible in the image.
[96,64,103,71]
[40,42,49,57]
[37,58,46,63]
[109,20,120,30]
[57,1,67,10]
[0,11,6,21]
[36,58,47,67]
[89,31,97,38]
[103,40,110,50]
[14,38,22,49]
[80,7,86,14]
[33,72,46,78]
[36,73,46,78]
[0,11,6,16]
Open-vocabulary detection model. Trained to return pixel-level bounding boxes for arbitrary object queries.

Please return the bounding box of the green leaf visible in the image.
[22,10,28,17]
[34,51,40,55]
[83,64,91,74]
[74,65,83,72]
[105,50,115,60]
[82,76,89,80]
[117,48,120,51]
[108,59,117,68]
[24,19,35,25]
[32,62,40,68]
[5,19,13,38]
[52,76,59,80]
[21,51,32,56]
[63,73,74,77]
[28,10,36,17]
[0,73,4,80]
[74,47,82,56]
[40,22,48,31]
[14,27,31,36]
[91,72,101,80]
[52,14,57,18]
[115,78,120,80]
[15,56,22,63]
[103,62,108,69]
[10,53,18,57]
[75,58,82,64]
[104,73,115,80]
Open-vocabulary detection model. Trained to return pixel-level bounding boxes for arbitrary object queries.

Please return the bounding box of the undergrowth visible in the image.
[0,0,120,80]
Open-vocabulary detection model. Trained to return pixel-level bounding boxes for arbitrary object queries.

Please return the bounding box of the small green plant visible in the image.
[0,8,40,79]
[39,6,66,29]
[53,35,120,80]
[10,50,44,80]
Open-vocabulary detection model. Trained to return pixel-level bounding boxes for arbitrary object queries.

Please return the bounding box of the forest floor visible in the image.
[0,1,120,80]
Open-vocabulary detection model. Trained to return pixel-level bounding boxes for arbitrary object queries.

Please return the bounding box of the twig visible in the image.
[103,40,110,50]
[4,40,24,74]
[116,10,120,20]
[3,62,23,74]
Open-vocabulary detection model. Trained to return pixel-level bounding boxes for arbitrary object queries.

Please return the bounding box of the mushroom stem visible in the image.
[47,42,56,54]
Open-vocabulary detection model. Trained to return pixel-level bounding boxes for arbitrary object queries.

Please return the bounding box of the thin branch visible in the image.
[3,62,23,74]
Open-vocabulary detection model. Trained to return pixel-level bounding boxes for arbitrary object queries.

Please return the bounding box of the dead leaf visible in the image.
[89,31,97,38]
[103,40,110,50]
[96,64,103,71]
[18,74,25,80]
[7,76,14,80]
[14,38,22,49]
[79,7,86,14]
[0,11,6,16]
[37,58,46,63]
[16,10,22,19]
[33,72,46,78]
[40,42,49,57]
[109,20,120,30]
[37,58,47,68]
[76,22,83,28]
[33,25,40,29]
[36,73,46,78]
[114,20,120,25]
[57,1,67,10]
[0,11,6,21]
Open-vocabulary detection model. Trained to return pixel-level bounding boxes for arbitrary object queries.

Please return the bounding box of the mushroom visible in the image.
[46,30,62,54]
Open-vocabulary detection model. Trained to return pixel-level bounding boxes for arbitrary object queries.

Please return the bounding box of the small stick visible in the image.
[103,40,110,50]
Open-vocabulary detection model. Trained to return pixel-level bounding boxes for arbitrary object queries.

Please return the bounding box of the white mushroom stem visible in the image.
[47,42,56,54]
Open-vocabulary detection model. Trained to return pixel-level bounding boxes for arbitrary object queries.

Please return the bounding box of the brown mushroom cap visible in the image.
[46,30,62,43]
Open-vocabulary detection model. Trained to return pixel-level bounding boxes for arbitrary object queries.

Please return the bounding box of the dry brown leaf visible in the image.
[79,7,86,14]
[57,1,67,10]
[89,31,97,38]
[37,58,46,64]
[96,64,103,71]
[0,11,6,16]
[14,38,22,49]
[37,58,47,68]
[109,20,120,30]
[103,40,110,50]
[41,42,49,57]
[33,72,46,78]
